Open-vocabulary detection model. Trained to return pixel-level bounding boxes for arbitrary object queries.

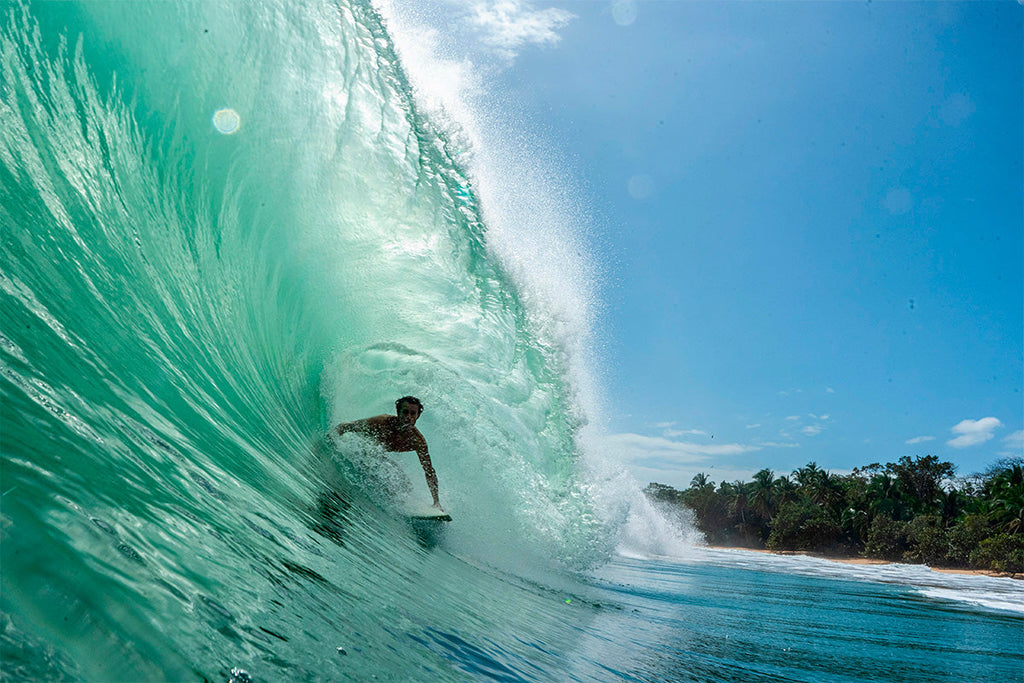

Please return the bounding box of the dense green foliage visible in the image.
[645,456,1024,574]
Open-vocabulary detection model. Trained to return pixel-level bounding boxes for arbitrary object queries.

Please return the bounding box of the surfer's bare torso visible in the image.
[340,414,426,454]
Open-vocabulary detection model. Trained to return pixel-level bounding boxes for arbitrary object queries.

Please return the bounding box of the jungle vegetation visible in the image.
[645,455,1024,574]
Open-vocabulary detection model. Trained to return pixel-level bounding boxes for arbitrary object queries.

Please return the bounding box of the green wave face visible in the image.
[0,1,618,679]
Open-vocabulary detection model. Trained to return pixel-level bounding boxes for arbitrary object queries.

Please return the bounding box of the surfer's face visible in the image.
[397,402,421,428]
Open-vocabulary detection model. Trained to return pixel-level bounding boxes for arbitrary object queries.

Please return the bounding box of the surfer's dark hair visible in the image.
[395,396,423,414]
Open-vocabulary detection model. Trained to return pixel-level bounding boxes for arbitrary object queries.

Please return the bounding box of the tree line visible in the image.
[644,455,1023,574]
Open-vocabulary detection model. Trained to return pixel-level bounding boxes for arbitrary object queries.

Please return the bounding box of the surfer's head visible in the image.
[395,396,423,427]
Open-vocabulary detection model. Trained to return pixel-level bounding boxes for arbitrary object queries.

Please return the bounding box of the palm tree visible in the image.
[842,504,871,544]
[939,488,968,526]
[728,481,750,526]
[690,472,713,491]
[866,472,906,521]
[986,463,1024,534]
[795,462,839,508]
[794,462,824,490]
[749,468,775,521]
[773,475,797,509]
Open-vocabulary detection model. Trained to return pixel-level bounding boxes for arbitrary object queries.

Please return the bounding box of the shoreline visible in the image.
[703,545,1020,580]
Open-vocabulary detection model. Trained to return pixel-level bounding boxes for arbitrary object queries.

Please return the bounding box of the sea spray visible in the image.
[373,0,702,561]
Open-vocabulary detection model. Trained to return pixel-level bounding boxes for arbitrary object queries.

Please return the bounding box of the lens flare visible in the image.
[212,108,241,134]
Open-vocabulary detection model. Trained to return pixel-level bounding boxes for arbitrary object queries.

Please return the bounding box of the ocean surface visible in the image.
[1,2,1022,681]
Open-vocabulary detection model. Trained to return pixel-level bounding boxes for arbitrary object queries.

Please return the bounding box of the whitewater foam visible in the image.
[693,547,1024,616]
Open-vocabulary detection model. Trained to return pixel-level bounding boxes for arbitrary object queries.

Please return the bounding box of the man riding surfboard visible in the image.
[334,396,443,512]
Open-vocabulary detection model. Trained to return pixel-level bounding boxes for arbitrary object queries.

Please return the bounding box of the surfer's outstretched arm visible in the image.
[416,445,441,509]
[335,415,387,437]
[335,420,361,436]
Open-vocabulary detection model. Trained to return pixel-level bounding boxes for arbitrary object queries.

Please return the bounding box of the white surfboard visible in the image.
[405,502,451,522]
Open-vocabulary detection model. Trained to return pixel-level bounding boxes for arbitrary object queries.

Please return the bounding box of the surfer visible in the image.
[334,396,442,511]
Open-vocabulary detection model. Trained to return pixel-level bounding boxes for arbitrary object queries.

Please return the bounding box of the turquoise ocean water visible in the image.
[1,2,1022,681]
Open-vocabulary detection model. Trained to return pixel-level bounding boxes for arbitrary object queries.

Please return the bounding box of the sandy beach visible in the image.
[705,545,1019,579]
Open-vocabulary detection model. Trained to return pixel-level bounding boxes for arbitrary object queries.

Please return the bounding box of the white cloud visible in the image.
[906,435,935,445]
[468,1,575,60]
[598,432,764,490]
[600,433,760,470]
[1002,430,1024,457]
[606,432,759,459]
[777,413,829,439]
[947,417,1003,449]
[663,428,706,438]
[653,421,677,429]
[745,423,761,429]
[826,387,836,394]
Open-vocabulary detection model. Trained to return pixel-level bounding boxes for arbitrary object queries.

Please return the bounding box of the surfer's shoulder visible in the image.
[337,414,391,435]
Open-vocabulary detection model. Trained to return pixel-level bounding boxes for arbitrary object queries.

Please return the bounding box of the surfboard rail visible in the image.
[407,513,451,522]
[405,501,451,521]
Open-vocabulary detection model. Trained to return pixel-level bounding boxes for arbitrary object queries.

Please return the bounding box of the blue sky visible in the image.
[381,0,1023,489]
